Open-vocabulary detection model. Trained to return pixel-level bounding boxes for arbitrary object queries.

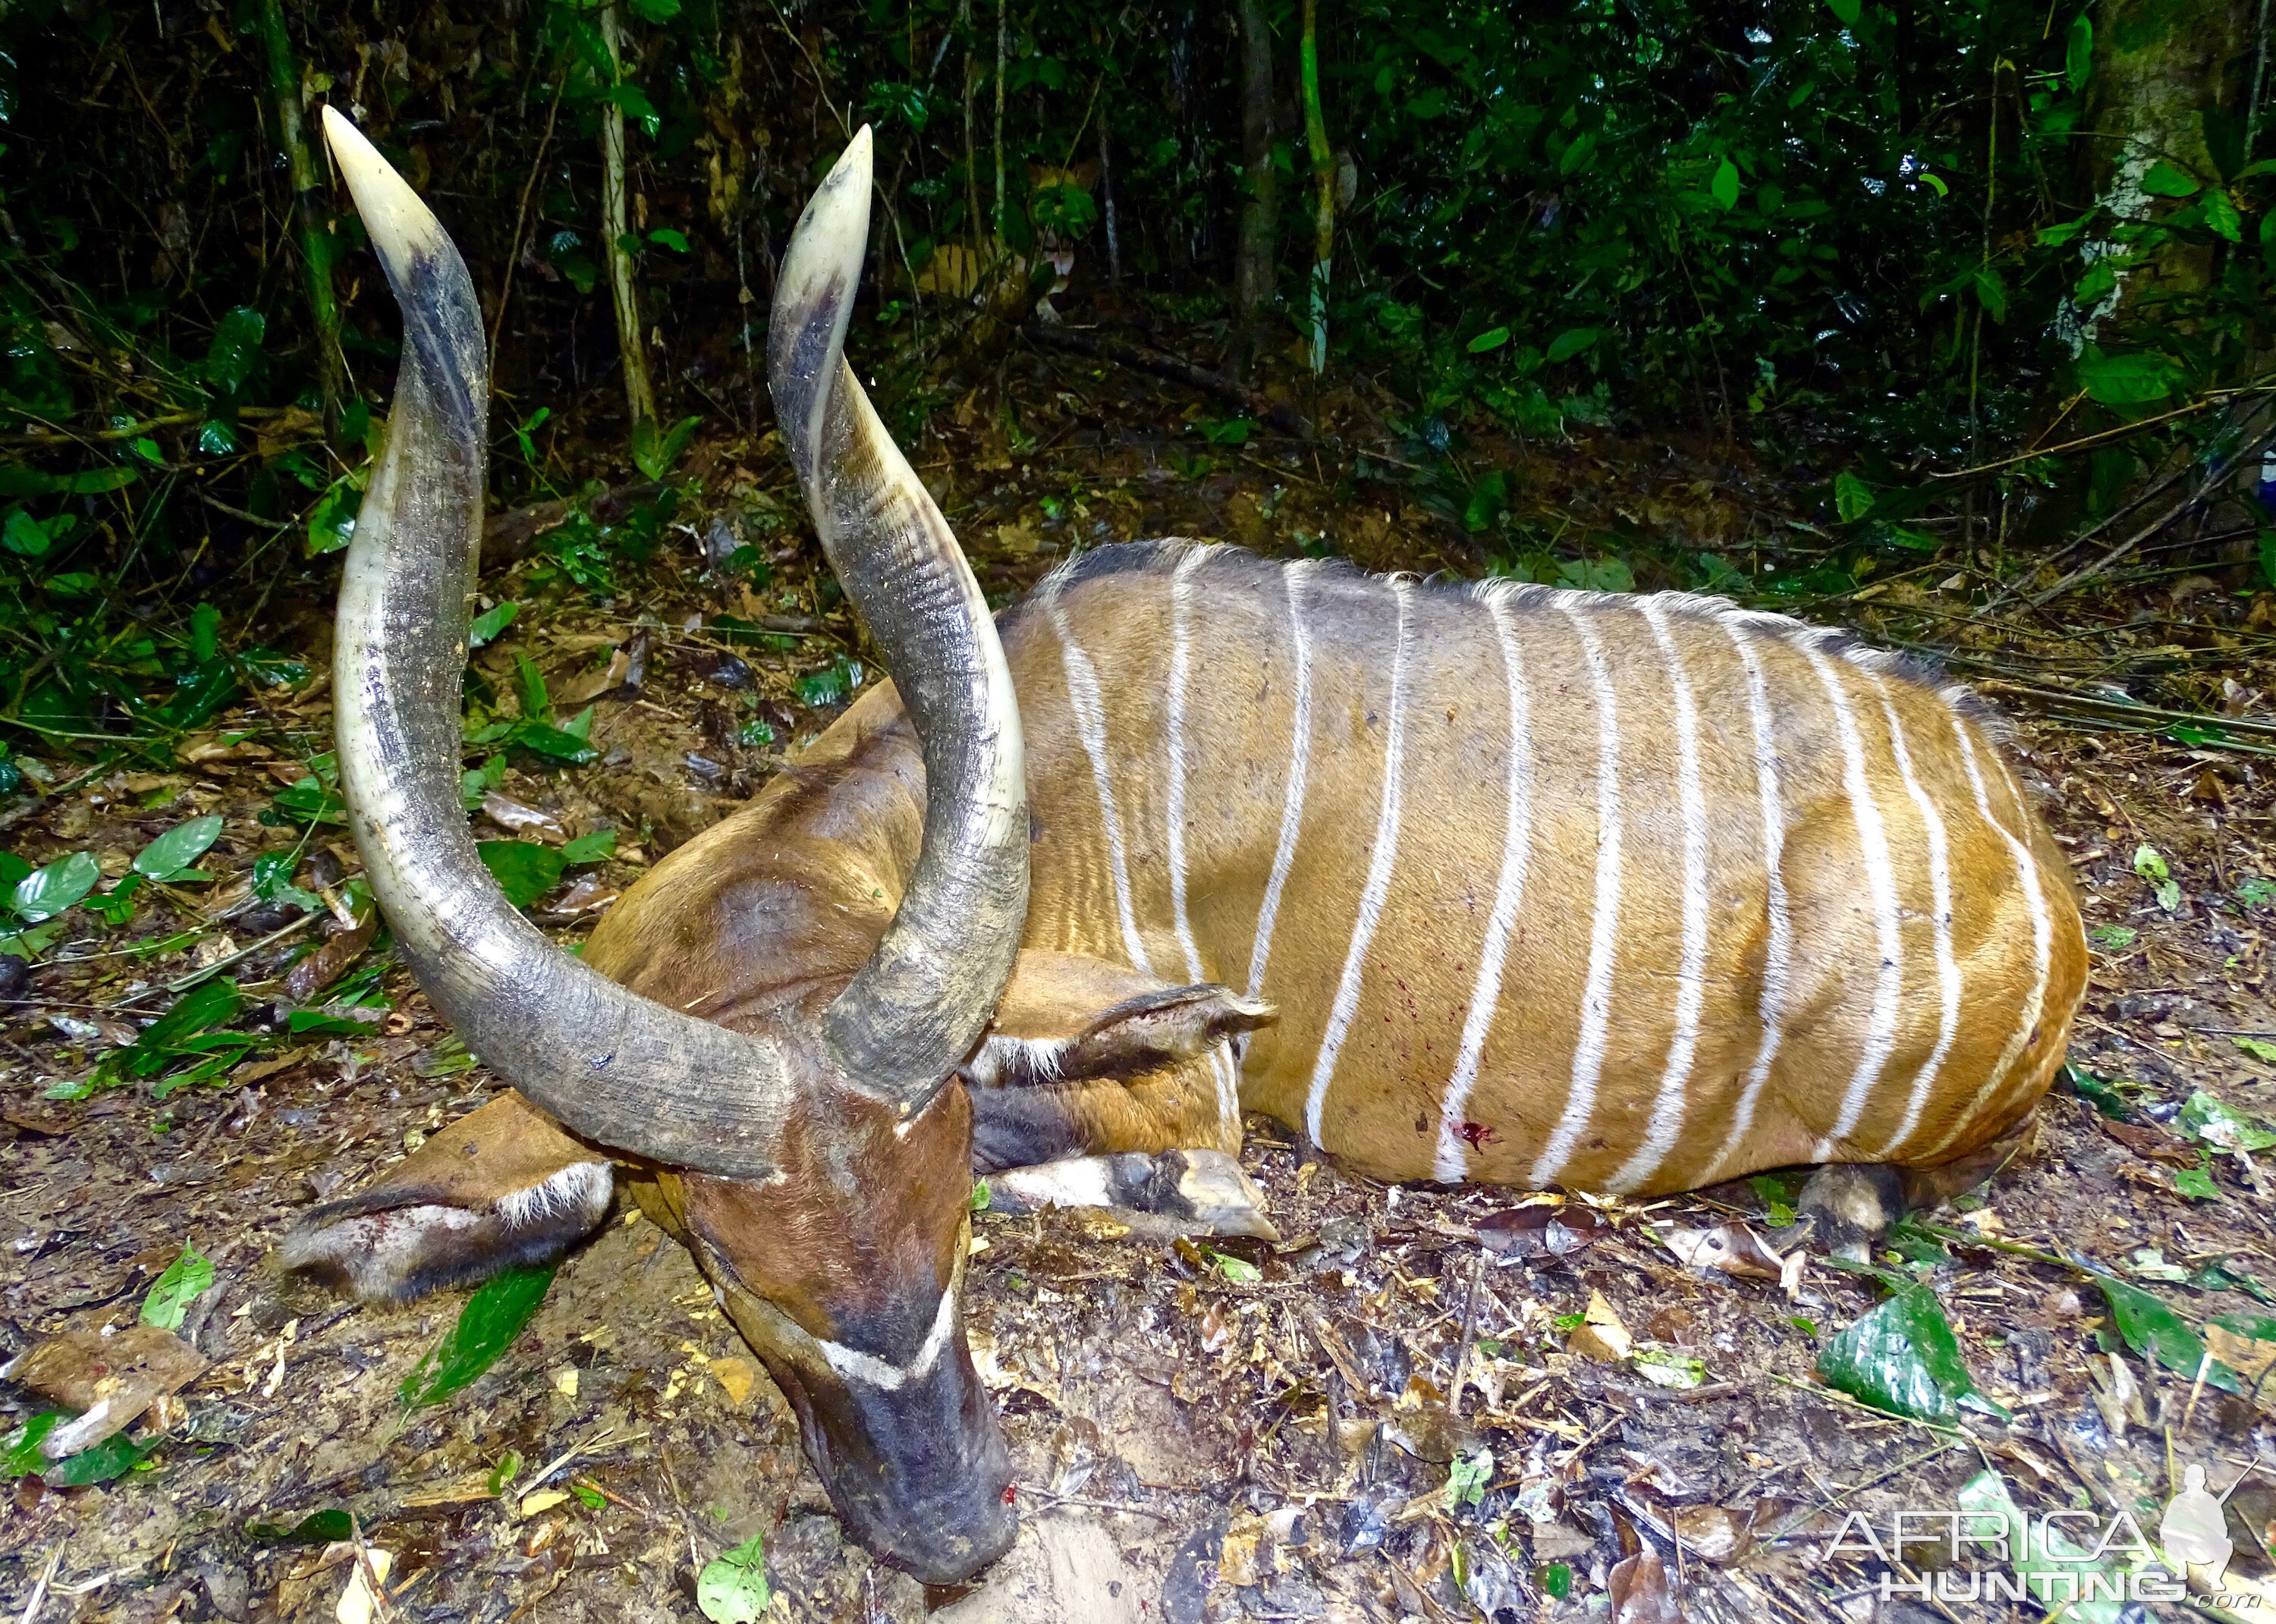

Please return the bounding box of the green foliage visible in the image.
[400,1263,559,1408]
[696,1536,772,1622]
[140,1244,215,1330]
[1816,1286,2007,1421]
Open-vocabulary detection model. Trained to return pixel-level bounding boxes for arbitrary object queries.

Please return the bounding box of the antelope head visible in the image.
[322,112,1024,1581]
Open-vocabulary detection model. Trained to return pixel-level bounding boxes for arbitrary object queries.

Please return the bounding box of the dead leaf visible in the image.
[1608,1547,1685,1622]
[1218,1510,1265,1588]
[2206,1324,2276,1384]
[1569,1291,1633,1362]
[1671,1505,1753,1565]
[286,918,379,1004]
[1382,1375,1457,1462]
[539,875,618,919]
[335,1547,392,1624]
[710,1357,756,1406]
[2099,1117,2199,1167]
[2,1325,208,1458]
[480,793,567,842]
[1476,1202,1608,1261]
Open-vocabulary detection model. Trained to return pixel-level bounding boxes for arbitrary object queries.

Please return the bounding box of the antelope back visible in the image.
[999,543,2088,1195]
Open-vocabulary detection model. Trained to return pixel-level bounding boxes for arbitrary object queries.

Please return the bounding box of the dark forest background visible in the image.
[0,0,2269,779]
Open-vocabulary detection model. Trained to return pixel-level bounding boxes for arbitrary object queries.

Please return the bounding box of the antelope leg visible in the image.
[277,1094,614,1302]
[985,1151,1278,1242]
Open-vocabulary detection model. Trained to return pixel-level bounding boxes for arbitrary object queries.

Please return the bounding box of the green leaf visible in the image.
[2202,187,2243,242]
[2096,1276,2239,1390]
[1971,266,2007,322]
[1538,1562,1573,1600]
[2064,14,2092,92]
[2140,160,2202,198]
[1446,1443,1493,1507]
[400,1263,558,1407]
[189,602,222,665]
[1545,327,1600,363]
[970,1178,991,1211]
[629,0,681,20]
[196,419,240,457]
[1815,1286,2007,1421]
[140,1244,215,1330]
[305,478,361,557]
[630,413,703,482]
[204,306,266,395]
[468,601,519,649]
[561,828,616,865]
[1710,158,1740,211]
[1215,1252,1262,1283]
[795,657,866,708]
[3,507,52,557]
[2,1412,154,1485]
[514,652,552,724]
[2038,214,2092,247]
[14,850,99,922]
[1834,471,1875,523]
[2174,1163,2221,1200]
[134,815,223,882]
[476,840,568,909]
[2237,1038,2276,1065]
[244,1509,356,1544]
[2180,1090,2276,1151]
[646,228,690,253]
[253,851,323,913]
[2077,351,2186,405]
[696,1534,772,1623]
[506,723,601,765]
[2089,923,2137,950]
[1467,325,1511,354]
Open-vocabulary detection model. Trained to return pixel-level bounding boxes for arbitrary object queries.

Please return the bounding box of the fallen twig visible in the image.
[1021,322,1303,435]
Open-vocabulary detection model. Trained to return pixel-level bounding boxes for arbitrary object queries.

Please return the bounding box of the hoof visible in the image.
[1793,1163,1907,1264]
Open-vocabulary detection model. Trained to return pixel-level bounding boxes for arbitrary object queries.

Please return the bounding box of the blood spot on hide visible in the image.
[1457,1121,1495,1149]
[1414,1111,1429,1133]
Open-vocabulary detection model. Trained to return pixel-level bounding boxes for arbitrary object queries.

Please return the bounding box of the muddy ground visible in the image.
[9,342,2276,1622]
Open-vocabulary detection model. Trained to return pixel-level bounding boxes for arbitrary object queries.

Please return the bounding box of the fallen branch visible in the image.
[1020,322,1303,435]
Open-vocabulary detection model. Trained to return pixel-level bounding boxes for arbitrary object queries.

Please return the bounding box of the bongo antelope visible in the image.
[281,114,2088,1582]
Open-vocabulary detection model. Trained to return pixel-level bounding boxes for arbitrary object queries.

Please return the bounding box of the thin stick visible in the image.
[1447,1251,1486,1418]
[489,77,567,381]
[15,1548,60,1624]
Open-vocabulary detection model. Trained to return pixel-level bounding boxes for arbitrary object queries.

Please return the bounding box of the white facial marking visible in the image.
[1700,622,1793,1185]
[1529,600,1624,1189]
[1432,589,1533,1183]
[1047,595,1154,976]
[1303,578,1412,1149]
[1867,679,1961,1159]
[1246,561,1319,1000]
[1800,641,1903,1158]
[815,1280,960,1393]
[1605,599,1709,1194]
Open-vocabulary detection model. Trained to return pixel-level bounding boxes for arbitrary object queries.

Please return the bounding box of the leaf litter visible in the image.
[9,415,2276,1619]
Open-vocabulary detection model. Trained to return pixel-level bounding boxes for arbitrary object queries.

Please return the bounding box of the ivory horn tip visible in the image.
[319,105,448,283]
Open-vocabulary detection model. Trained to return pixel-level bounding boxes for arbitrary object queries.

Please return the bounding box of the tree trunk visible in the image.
[600,2,658,432]
[253,0,343,433]
[1231,0,1278,381]
[2073,0,2256,341]
[1300,0,1334,374]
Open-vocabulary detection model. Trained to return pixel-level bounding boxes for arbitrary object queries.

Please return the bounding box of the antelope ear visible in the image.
[965,950,1277,1087]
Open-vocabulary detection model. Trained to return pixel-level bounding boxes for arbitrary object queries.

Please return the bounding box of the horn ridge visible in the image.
[323,109,791,1179]
[769,130,1030,1102]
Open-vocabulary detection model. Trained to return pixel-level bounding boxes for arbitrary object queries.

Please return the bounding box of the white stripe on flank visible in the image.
[1605,599,1710,1193]
[1923,721,2051,1155]
[1046,595,1154,976]
[1700,624,1793,1185]
[1432,591,1533,1182]
[1800,642,1903,1157]
[1245,561,1319,1000]
[1165,549,1207,983]
[1303,578,1412,1149]
[1529,601,1624,1189]
[1867,679,1960,1158]
[1166,551,1243,1136]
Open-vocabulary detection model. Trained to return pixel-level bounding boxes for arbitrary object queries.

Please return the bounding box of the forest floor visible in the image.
[9,337,2276,1623]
